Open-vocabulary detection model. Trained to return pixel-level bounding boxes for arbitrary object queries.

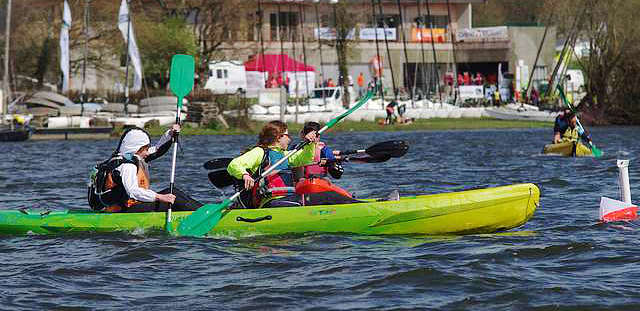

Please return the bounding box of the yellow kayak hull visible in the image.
[0,184,540,237]
[543,141,593,157]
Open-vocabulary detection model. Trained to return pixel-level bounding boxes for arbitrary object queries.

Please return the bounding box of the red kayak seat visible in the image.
[295,178,352,199]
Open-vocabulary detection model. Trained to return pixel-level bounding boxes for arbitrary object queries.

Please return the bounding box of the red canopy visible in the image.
[244,54,315,73]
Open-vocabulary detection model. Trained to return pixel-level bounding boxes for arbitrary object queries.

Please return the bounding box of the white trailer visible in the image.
[204,60,247,94]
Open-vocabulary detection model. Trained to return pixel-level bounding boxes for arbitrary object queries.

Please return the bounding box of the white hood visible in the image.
[119,129,150,155]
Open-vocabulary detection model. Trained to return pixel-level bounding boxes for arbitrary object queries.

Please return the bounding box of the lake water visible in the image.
[1,127,639,310]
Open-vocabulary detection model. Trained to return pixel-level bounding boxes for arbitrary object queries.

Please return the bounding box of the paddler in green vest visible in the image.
[227,120,318,208]
[553,111,592,144]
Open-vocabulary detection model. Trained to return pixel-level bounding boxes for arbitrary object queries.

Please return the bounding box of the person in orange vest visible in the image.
[357,72,365,97]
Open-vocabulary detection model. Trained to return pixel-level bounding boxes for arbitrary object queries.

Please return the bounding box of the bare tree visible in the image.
[330,2,361,108]
[172,0,255,85]
[9,0,124,90]
[549,0,640,124]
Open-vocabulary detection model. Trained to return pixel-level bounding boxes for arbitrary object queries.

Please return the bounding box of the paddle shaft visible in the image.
[166,98,182,229]
[340,149,366,156]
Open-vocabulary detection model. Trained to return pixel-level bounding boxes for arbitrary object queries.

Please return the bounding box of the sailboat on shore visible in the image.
[1,0,31,142]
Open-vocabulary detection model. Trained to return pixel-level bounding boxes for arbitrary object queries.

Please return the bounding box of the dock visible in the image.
[31,127,113,140]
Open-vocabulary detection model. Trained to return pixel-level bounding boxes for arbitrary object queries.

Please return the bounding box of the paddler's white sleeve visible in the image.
[117,163,157,202]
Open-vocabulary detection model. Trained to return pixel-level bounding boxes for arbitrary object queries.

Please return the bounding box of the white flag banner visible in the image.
[118,0,142,91]
[60,0,71,92]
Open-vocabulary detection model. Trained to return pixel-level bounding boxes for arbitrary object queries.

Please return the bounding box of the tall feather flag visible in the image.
[118,0,142,91]
[60,0,71,92]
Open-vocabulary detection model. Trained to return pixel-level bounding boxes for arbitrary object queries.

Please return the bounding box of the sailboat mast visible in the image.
[3,0,12,117]
[425,0,441,103]
[81,0,90,115]
[446,0,458,104]
[314,1,327,109]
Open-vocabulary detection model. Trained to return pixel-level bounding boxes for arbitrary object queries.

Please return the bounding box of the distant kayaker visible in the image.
[553,110,591,144]
[89,126,201,212]
[294,122,343,182]
[227,120,318,208]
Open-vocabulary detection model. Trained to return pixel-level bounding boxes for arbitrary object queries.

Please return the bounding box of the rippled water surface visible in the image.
[1,127,640,310]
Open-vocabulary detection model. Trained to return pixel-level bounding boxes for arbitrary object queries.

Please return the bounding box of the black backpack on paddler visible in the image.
[87,127,147,211]
[87,156,138,211]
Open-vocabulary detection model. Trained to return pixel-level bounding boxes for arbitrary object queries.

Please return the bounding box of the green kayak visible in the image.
[0,183,539,236]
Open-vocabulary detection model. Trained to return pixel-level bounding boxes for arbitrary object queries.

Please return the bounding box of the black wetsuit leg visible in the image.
[124,187,202,213]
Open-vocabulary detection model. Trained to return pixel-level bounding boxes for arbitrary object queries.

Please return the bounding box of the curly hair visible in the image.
[257,120,288,147]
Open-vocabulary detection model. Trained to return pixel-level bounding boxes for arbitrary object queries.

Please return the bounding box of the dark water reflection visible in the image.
[1,127,640,310]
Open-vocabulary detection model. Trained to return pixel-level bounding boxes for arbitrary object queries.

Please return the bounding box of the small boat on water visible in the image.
[485,105,557,122]
[0,126,31,141]
[0,183,539,236]
[543,141,593,157]
[0,114,32,142]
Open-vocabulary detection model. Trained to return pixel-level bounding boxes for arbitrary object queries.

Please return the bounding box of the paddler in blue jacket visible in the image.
[553,110,591,144]
[293,121,343,182]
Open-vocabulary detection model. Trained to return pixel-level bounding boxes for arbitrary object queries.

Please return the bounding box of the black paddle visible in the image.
[339,140,409,158]
[203,158,233,170]
[208,170,236,189]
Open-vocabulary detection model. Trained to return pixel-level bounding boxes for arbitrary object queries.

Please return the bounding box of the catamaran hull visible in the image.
[0,183,539,237]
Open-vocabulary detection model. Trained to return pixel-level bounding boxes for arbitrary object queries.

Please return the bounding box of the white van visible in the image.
[204,60,247,94]
[308,86,356,111]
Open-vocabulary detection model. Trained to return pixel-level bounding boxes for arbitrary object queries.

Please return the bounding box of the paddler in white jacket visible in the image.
[104,125,200,212]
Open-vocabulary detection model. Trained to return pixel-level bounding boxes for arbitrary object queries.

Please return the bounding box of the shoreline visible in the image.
[26,118,553,140]
[144,118,553,136]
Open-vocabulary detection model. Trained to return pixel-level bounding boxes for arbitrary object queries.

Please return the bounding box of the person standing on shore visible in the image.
[357,72,365,98]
